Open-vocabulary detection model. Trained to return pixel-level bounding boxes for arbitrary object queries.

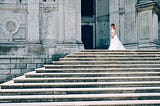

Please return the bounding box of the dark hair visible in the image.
[111,23,115,26]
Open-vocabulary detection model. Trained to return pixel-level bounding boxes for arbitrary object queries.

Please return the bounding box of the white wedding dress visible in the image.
[108,28,125,50]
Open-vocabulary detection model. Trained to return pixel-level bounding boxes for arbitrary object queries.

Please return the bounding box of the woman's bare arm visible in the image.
[111,30,116,38]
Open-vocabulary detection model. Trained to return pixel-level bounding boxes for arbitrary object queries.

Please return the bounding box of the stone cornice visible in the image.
[40,2,57,9]
[136,1,160,14]
[0,4,27,11]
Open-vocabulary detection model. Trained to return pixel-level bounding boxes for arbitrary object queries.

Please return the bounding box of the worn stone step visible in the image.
[0,100,160,106]
[25,71,160,78]
[44,64,160,69]
[52,61,160,65]
[1,87,160,96]
[1,50,160,104]
[0,93,160,103]
[63,56,160,59]
[60,57,160,61]
[67,54,160,58]
[14,76,160,83]
[35,68,160,73]
[73,51,160,55]
[79,50,160,52]
[1,81,160,89]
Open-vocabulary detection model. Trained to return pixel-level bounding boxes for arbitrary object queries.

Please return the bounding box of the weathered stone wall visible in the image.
[110,0,137,49]
[110,0,160,49]
[0,0,83,83]
[0,1,27,42]
[0,55,52,83]
[96,0,110,48]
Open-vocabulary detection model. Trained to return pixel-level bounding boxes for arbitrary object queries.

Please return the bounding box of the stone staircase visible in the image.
[0,50,160,105]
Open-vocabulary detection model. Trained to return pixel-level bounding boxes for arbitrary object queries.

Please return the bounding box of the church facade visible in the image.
[0,0,160,82]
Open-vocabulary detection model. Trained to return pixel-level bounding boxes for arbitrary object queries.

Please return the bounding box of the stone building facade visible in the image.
[0,0,160,82]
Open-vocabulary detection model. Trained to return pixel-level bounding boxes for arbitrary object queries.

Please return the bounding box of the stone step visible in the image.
[35,68,160,73]
[76,49,160,52]
[0,93,160,103]
[68,54,160,57]
[79,49,160,52]
[0,100,160,106]
[1,87,160,95]
[44,64,160,69]
[1,50,160,104]
[25,71,160,78]
[60,57,160,61]
[14,76,160,83]
[73,51,160,55]
[1,81,160,89]
[64,56,160,59]
[52,61,160,65]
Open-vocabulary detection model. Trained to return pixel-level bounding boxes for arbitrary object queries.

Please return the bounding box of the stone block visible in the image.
[21,58,33,64]
[10,64,16,69]
[11,59,21,63]
[27,64,37,69]
[36,64,43,68]
[21,69,30,73]
[0,64,12,69]
[0,74,12,83]
[0,69,10,75]
[44,59,52,64]
[15,64,27,69]
[11,69,21,74]
[0,59,10,63]
[32,59,42,63]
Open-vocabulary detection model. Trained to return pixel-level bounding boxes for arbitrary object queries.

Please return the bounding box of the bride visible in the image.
[108,23,125,50]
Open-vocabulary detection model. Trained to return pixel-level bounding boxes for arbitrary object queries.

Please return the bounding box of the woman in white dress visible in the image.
[108,24,125,50]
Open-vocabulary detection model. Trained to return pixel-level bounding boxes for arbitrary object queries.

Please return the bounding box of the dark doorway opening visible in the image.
[81,0,94,17]
[82,25,93,49]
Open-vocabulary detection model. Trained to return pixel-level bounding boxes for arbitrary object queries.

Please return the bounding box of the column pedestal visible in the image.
[136,0,160,50]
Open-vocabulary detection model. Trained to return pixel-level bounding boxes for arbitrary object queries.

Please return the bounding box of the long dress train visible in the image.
[108,29,125,50]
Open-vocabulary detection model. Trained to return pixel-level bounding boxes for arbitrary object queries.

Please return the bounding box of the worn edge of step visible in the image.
[25,71,160,76]
[0,93,160,99]
[52,60,160,64]
[60,57,160,60]
[1,87,160,93]
[0,100,160,106]
[2,80,160,87]
[68,54,160,57]
[14,76,160,81]
[35,67,160,71]
[44,64,160,67]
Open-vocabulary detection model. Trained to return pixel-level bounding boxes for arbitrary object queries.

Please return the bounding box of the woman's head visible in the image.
[111,23,115,29]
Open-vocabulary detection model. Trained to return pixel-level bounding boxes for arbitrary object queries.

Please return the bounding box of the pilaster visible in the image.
[27,0,40,43]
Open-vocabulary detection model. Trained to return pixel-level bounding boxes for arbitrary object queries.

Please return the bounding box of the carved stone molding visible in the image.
[3,19,19,35]
[0,4,27,11]
[119,8,125,15]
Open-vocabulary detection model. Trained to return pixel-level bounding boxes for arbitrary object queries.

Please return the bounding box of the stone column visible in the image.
[27,0,40,43]
[63,0,82,43]
[136,0,160,49]
[52,0,83,55]
[75,0,82,43]
[58,0,65,43]
[58,0,82,44]
[109,0,120,36]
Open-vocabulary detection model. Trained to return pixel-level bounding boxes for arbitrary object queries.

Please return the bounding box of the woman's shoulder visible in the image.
[111,28,116,32]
